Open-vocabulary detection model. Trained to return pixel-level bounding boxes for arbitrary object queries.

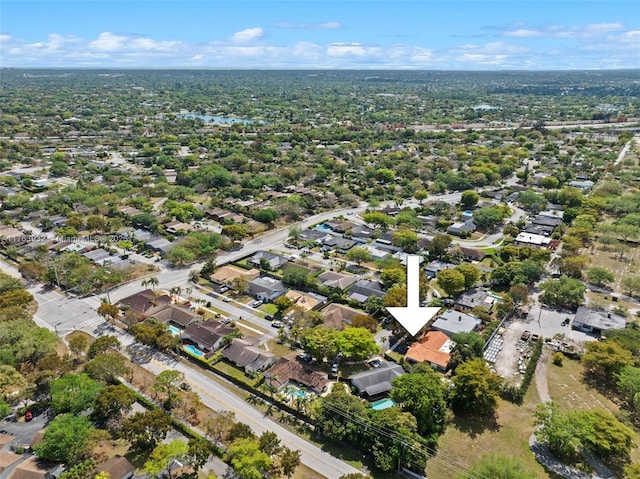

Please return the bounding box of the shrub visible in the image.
[552,352,564,366]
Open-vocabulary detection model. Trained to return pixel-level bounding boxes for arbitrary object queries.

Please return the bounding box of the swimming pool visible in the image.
[315,223,331,232]
[371,398,396,411]
[183,344,205,357]
[168,325,181,336]
[285,385,308,399]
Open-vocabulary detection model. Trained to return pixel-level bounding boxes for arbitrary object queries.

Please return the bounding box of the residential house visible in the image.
[0,450,22,477]
[222,338,276,373]
[424,260,456,279]
[317,271,357,290]
[0,226,25,245]
[321,236,356,254]
[181,320,236,353]
[247,276,286,301]
[447,220,476,236]
[164,220,193,234]
[321,303,367,330]
[298,229,331,244]
[405,331,456,372]
[572,307,627,335]
[6,457,64,479]
[569,180,595,190]
[449,245,486,262]
[362,244,391,260]
[349,225,376,241]
[284,290,325,311]
[95,456,134,479]
[49,215,68,228]
[146,238,175,254]
[417,215,438,231]
[431,309,482,337]
[347,279,385,303]
[350,362,405,398]
[514,232,552,249]
[117,289,171,315]
[249,251,289,271]
[146,303,201,328]
[210,265,260,285]
[455,289,496,312]
[267,354,330,394]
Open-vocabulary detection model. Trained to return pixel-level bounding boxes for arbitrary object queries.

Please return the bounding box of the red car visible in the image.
[24,411,33,422]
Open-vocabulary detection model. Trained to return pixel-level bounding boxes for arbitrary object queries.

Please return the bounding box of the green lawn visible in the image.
[426,383,550,478]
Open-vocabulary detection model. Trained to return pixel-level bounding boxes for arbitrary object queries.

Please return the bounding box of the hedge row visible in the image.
[501,337,543,404]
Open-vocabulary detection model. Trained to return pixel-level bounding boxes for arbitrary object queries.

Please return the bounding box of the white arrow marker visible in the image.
[386,255,441,337]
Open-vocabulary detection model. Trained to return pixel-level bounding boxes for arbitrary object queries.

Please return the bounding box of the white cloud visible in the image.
[0,34,11,42]
[274,21,342,30]
[327,42,367,57]
[504,29,544,38]
[230,27,264,44]
[90,32,128,52]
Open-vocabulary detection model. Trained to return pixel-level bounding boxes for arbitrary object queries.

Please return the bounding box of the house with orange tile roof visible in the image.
[405,331,456,372]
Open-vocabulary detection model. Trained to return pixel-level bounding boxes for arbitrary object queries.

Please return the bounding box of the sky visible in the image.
[1,0,639,70]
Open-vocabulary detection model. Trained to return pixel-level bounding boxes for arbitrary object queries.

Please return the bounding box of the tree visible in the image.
[559,256,588,279]
[204,410,236,445]
[539,275,587,310]
[277,447,301,479]
[254,208,279,225]
[97,302,120,325]
[383,285,407,307]
[300,326,339,361]
[87,335,120,359]
[68,335,89,360]
[121,409,171,451]
[428,234,452,259]
[451,358,502,416]
[582,340,634,381]
[455,264,480,289]
[187,435,212,472]
[621,274,640,297]
[586,267,615,287]
[617,366,640,413]
[282,265,309,288]
[273,296,293,314]
[51,373,102,414]
[460,190,480,209]
[345,247,372,265]
[288,225,302,244]
[144,440,189,479]
[336,327,379,361]
[84,353,129,384]
[436,269,466,297]
[151,370,185,410]
[392,229,418,253]
[472,206,507,230]
[350,314,378,333]
[33,414,93,463]
[449,331,485,369]
[258,431,282,457]
[390,366,448,438]
[221,224,248,241]
[226,438,272,479]
[92,384,135,424]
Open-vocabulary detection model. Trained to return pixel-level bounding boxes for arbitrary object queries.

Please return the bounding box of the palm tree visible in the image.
[147,276,159,290]
[141,278,149,289]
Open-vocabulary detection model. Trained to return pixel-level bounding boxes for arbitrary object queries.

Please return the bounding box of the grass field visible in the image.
[586,243,640,295]
[547,357,640,466]
[425,385,550,479]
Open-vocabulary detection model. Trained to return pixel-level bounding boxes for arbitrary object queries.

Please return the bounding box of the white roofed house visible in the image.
[247,276,286,301]
[431,309,482,337]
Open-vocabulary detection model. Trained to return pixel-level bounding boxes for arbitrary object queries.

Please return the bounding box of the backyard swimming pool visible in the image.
[285,385,308,399]
[371,398,396,411]
[168,325,181,336]
[315,223,331,232]
[183,344,205,357]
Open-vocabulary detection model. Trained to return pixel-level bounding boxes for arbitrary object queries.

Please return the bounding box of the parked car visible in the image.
[252,300,264,308]
[222,297,231,302]
[331,362,339,376]
[221,318,231,325]
[24,411,33,422]
[298,352,312,362]
[271,321,283,328]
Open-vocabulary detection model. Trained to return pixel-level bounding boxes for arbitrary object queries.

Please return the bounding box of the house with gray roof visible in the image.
[447,220,476,237]
[181,320,236,353]
[317,271,358,290]
[350,362,404,398]
[247,276,286,301]
[249,251,289,270]
[347,279,385,303]
[424,260,456,279]
[322,236,356,254]
[572,306,627,335]
[455,289,496,312]
[431,309,482,337]
[222,338,276,373]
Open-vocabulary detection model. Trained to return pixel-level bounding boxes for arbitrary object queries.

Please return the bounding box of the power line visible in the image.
[320,402,492,479]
